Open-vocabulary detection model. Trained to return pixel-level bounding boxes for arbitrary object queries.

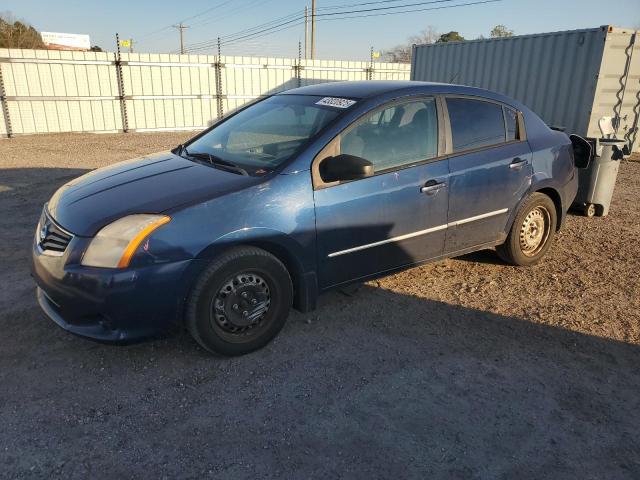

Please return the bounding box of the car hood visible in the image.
[48,151,261,236]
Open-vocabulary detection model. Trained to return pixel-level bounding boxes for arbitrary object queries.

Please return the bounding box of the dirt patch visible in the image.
[1,133,639,478]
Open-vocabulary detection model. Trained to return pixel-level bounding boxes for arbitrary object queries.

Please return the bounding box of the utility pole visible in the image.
[304,6,308,60]
[310,0,316,60]
[173,23,189,54]
[128,39,134,53]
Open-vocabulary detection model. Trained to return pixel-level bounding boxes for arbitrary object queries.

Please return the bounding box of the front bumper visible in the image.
[31,237,194,344]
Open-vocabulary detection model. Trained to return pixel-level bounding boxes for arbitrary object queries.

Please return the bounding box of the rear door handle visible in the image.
[420,181,446,195]
[509,157,528,170]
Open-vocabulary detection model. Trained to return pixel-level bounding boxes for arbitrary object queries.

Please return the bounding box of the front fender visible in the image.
[199,227,307,263]
[197,227,318,313]
[167,226,318,325]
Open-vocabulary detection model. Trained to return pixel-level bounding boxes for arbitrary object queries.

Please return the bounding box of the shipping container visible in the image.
[411,26,640,152]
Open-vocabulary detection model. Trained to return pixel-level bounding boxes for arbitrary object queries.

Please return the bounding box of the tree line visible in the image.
[0,12,44,49]
[0,12,102,50]
[383,25,514,63]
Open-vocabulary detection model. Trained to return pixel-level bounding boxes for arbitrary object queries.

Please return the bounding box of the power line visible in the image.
[194,0,461,49]
[137,0,249,43]
[189,0,278,29]
[221,21,306,48]
[183,11,304,51]
[318,0,501,21]
[182,0,501,53]
[316,0,417,10]
[213,10,304,42]
[316,0,461,17]
[196,0,452,47]
[185,17,304,52]
[177,0,236,24]
[186,0,447,50]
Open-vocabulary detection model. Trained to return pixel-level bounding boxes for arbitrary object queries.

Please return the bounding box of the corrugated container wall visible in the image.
[411,26,640,152]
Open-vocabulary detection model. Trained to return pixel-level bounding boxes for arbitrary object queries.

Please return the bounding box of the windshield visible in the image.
[184,95,347,172]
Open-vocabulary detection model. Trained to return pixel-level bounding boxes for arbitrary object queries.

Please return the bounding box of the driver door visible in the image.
[313,97,450,288]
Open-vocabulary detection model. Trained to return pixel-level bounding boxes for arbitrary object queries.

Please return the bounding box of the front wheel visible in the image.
[497,192,557,266]
[185,246,293,356]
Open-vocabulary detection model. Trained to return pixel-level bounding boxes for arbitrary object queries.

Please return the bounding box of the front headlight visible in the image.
[81,214,171,268]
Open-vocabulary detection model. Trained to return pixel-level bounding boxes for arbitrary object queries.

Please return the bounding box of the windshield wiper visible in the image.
[183,148,248,176]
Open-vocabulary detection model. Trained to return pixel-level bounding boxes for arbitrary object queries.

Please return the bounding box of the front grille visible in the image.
[38,207,73,255]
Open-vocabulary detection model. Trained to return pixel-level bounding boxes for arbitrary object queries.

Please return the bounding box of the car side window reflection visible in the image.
[446,98,506,152]
[339,98,438,172]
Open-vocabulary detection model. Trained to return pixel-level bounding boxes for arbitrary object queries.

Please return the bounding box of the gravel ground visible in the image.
[1,133,639,479]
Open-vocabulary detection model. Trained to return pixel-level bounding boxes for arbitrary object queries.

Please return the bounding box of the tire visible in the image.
[185,246,293,356]
[496,192,557,266]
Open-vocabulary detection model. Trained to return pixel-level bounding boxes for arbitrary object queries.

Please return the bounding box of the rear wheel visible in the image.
[497,193,557,266]
[186,246,293,356]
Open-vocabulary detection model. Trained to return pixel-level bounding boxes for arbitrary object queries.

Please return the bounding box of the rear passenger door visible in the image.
[444,97,532,253]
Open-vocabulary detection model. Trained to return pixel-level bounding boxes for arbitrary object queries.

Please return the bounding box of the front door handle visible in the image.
[420,181,446,195]
[509,157,528,170]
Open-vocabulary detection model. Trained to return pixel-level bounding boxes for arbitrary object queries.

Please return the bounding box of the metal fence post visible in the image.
[214,37,224,119]
[296,41,302,88]
[115,33,129,132]
[367,46,374,81]
[0,60,12,138]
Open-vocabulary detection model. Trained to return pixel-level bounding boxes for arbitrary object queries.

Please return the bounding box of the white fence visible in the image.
[0,48,410,137]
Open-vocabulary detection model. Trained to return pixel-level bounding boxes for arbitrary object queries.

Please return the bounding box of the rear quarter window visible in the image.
[446,98,506,152]
[504,106,518,141]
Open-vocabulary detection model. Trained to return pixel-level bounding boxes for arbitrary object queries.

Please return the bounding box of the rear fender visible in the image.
[504,179,564,236]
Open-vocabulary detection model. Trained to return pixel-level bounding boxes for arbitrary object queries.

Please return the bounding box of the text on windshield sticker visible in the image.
[315,97,357,109]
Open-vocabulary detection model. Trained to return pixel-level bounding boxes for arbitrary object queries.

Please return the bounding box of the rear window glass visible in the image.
[447,98,505,152]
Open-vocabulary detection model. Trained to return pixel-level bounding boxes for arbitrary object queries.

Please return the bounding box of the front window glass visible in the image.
[186,95,344,171]
[339,98,438,172]
[446,98,506,152]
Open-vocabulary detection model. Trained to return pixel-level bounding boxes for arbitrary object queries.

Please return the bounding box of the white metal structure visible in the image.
[0,49,410,137]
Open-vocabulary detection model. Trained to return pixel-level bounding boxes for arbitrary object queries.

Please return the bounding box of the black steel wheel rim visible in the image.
[210,271,272,341]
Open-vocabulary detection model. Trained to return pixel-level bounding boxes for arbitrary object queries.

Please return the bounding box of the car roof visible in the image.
[278,80,526,111]
[279,80,437,99]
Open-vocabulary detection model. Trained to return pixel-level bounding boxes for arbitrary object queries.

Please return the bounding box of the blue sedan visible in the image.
[31,81,581,355]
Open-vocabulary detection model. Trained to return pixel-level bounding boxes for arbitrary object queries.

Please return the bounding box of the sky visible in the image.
[4,0,640,60]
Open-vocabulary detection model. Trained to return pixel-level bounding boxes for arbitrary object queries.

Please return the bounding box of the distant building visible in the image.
[41,32,91,51]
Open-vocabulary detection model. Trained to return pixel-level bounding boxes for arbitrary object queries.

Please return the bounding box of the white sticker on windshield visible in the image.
[315,97,357,109]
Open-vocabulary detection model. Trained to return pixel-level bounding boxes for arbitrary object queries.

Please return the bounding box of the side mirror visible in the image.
[320,154,374,183]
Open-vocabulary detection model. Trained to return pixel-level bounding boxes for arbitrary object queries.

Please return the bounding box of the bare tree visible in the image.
[383,26,439,63]
[0,12,44,49]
